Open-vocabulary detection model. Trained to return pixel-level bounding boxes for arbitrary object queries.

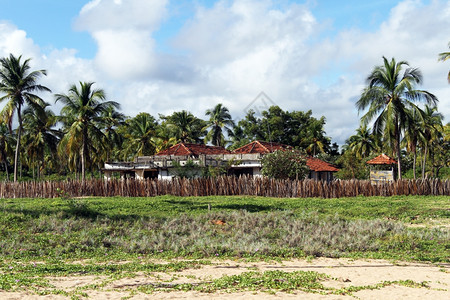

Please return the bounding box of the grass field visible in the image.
[0,195,449,298]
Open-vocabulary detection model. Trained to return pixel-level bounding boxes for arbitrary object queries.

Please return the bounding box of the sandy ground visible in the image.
[1,257,449,299]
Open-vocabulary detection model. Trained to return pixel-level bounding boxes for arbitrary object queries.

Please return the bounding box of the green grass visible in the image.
[0,195,448,262]
[1,194,449,222]
[0,195,448,297]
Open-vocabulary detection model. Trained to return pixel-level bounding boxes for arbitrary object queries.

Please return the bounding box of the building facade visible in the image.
[104,141,339,181]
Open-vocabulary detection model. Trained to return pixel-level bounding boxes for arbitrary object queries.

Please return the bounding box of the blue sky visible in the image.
[0,0,448,145]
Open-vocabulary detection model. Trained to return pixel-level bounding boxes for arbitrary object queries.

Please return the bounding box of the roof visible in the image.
[233,141,338,172]
[155,143,230,156]
[366,154,397,165]
[232,140,292,154]
[306,157,339,172]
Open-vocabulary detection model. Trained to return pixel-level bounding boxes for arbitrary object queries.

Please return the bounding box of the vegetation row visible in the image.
[0,52,449,183]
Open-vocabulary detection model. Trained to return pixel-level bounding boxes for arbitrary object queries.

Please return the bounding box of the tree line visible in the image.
[0,46,449,182]
[0,54,334,182]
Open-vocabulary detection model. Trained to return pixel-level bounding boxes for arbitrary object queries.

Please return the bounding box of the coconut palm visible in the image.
[0,54,51,181]
[204,104,234,147]
[56,82,120,181]
[356,57,437,179]
[122,112,158,159]
[98,105,126,162]
[0,122,14,180]
[162,110,206,143]
[22,103,60,179]
[349,125,378,159]
[419,105,443,179]
[402,109,424,179]
[438,42,450,83]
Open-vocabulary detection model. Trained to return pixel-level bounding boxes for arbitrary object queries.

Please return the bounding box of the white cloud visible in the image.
[1,0,449,146]
[75,0,168,79]
[0,22,40,60]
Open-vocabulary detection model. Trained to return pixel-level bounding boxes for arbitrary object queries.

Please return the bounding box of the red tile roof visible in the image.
[306,157,339,172]
[232,140,292,154]
[233,141,339,172]
[366,154,397,165]
[156,143,230,156]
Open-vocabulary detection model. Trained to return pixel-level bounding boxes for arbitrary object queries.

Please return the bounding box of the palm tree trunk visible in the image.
[395,119,402,180]
[422,145,428,179]
[413,149,417,180]
[13,106,22,182]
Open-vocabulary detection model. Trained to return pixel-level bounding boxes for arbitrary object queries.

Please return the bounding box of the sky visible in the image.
[0,0,449,146]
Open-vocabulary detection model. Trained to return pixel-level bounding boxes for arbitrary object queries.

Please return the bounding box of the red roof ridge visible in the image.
[367,153,397,165]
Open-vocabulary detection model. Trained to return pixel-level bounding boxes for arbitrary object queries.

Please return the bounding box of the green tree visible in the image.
[121,112,158,159]
[0,122,14,179]
[204,103,234,147]
[161,110,206,143]
[419,105,443,178]
[348,125,378,159]
[261,150,308,180]
[0,54,51,181]
[99,105,126,162]
[356,57,437,179]
[22,103,60,179]
[56,82,120,181]
[438,42,450,83]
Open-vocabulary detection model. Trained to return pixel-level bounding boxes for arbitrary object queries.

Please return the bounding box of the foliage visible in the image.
[171,159,204,179]
[261,150,308,180]
[160,110,207,144]
[204,103,234,147]
[55,81,120,180]
[0,54,51,182]
[235,106,331,154]
[438,41,450,82]
[356,56,437,179]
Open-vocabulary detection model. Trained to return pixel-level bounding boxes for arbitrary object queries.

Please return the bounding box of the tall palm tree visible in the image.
[438,42,450,83]
[56,82,120,181]
[419,105,443,179]
[98,105,126,162]
[356,57,437,179]
[402,109,424,179]
[204,104,234,147]
[163,110,206,143]
[0,54,51,181]
[22,102,60,179]
[0,122,14,180]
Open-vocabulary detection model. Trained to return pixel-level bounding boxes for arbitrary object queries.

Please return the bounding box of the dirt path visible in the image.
[1,258,448,299]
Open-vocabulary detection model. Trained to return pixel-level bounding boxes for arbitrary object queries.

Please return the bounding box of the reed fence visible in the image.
[0,176,448,199]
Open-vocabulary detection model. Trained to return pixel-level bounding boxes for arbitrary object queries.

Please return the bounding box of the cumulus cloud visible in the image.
[75,0,168,80]
[1,0,449,146]
[0,22,40,61]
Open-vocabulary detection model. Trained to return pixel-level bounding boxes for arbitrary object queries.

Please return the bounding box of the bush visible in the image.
[261,150,308,180]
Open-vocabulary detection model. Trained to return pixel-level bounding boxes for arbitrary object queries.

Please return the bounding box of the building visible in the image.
[366,154,397,183]
[103,141,339,181]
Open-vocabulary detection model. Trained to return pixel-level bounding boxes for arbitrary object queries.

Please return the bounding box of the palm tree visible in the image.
[122,112,158,159]
[349,125,378,159]
[356,57,437,179]
[22,102,60,179]
[0,122,14,180]
[419,105,443,179]
[98,105,126,162]
[438,42,450,83]
[162,110,206,143]
[204,104,234,147]
[402,109,424,179]
[56,82,120,181]
[0,54,51,181]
